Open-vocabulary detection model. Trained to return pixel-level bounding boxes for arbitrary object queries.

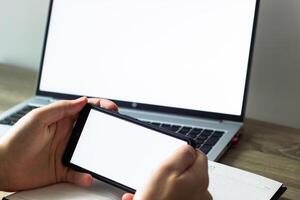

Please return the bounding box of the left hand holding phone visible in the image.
[0,97,118,192]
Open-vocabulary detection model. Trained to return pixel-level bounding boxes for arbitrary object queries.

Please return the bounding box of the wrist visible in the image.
[0,142,9,191]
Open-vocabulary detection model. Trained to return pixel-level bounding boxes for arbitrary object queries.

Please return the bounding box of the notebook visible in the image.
[3,161,286,200]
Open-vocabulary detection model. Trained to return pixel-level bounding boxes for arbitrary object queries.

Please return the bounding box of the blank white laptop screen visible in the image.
[70,109,187,189]
[40,0,257,116]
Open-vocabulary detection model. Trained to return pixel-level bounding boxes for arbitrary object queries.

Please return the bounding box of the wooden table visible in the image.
[0,64,299,199]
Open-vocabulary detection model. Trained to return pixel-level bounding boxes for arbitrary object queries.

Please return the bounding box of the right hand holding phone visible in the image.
[122,145,212,200]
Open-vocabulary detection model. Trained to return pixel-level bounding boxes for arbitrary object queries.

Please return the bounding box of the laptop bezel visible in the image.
[36,0,261,123]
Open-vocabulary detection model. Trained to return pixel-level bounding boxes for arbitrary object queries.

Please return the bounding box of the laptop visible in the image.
[0,0,260,161]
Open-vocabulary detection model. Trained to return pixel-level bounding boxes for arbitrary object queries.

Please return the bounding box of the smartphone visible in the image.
[63,104,195,193]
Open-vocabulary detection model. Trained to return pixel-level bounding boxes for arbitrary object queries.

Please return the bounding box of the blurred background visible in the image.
[0,0,299,129]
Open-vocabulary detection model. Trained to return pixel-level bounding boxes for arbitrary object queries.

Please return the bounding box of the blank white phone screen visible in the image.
[70,109,187,190]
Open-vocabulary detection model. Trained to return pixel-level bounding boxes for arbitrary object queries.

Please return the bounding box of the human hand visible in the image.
[122,145,212,200]
[0,97,118,191]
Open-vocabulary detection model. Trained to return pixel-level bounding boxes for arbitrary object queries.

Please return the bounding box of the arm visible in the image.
[0,142,8,189]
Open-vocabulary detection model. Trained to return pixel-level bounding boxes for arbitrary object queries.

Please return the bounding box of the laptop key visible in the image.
[0,119,11,125]
[24,105,37,111]
[151,122,161,127]
[205,136,220,146]
[199,144,213,154]
[17,109,31,114]
[13,113,24,119]
[187,131,200,139]
[201,129,214,137]
[9,115,21,121]
[16,111,27,116]
[195,137,206,145]
[161,124,172,130]
[0,105,38,126]
[178,127,192,135]
[170,125,181,132]
[8,115,19,120]
[10,119,19,124]
[197,135,209,141]
[196,143,202,148]
[190,128,203,134]
[213,131,225,137]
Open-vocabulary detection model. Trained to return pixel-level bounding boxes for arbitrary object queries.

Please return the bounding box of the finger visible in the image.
[188,150,208,174]
[66,169,93,187]
[35,97,88,125]
[99,99,118,111]
[206,190,213,200]
[88,98,118,111]
[122,193,134,200]
[192,150,208,174]
[186,150,209,190]
[88,98,101,106]
[160,145,196,176]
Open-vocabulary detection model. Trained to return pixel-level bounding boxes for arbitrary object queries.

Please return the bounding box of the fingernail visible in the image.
[84,175,93,185]
[75,96,88,103]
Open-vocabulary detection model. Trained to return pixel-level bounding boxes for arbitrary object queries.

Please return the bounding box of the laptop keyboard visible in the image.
[143,121,225,154]
[0,105,38,125]
[0,105,225,154]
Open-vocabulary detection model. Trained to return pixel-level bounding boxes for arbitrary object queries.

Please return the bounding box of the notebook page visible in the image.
[6,161,283,200]
[5,180,122,200]
[208,161,283,200]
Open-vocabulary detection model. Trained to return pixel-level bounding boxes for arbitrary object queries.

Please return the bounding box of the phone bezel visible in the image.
[63,104,196,193]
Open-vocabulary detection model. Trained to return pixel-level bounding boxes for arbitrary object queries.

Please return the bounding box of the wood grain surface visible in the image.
[0,64,299,199]
[0,64,36,113]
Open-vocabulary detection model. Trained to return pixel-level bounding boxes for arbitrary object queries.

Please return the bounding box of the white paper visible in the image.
[6,180,123,200]
[208,161,283,200]
[6,161,283,200]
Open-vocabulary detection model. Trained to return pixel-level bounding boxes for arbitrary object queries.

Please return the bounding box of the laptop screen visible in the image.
[39,0,258,117]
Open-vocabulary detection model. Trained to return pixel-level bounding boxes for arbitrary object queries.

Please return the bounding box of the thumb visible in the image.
[160,145,196,176]
[122,193,134,200]
[35,97,88,125]
[65,168,93,187]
